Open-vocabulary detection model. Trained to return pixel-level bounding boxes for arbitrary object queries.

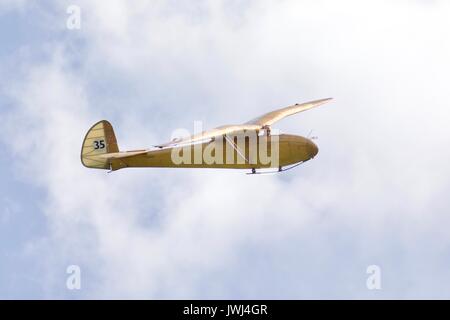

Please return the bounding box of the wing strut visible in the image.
[224,134,249,164]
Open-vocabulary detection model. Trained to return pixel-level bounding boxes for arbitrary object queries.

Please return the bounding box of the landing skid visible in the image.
[246,161,308,175]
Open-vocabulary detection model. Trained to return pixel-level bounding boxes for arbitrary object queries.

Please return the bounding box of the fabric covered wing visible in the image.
[245,98,332,127]
[155,98,331,148]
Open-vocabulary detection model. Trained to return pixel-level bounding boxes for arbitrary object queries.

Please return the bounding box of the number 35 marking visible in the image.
[93,140,106,150]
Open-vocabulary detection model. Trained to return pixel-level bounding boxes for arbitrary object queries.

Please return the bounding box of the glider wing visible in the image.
[155,98,332,148]
[245,98,332,127]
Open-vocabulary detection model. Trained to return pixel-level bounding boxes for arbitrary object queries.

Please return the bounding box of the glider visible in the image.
[81,98,331,173]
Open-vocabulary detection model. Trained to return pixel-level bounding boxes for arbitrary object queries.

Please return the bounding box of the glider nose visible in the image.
[306,139,318,159]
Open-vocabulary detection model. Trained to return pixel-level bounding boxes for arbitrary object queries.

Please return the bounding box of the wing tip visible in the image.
[312,97,333,104]
[295,97,333,106]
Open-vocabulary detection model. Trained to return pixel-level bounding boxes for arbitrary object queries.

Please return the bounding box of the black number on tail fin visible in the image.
[93,140,106,150]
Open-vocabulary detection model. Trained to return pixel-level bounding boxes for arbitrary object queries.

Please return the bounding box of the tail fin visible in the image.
[81,120,119,170]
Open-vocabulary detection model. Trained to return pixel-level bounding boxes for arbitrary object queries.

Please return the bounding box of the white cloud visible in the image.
[2,0,450,298]
[0,0,28,13]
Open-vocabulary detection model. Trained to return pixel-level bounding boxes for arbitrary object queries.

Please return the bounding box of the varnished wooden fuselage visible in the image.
[109,134,318,171]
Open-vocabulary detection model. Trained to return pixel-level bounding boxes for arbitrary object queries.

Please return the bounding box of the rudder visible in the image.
[81,120,119,169]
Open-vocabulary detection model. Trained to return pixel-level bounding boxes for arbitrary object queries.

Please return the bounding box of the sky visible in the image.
[1,0,450,299]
